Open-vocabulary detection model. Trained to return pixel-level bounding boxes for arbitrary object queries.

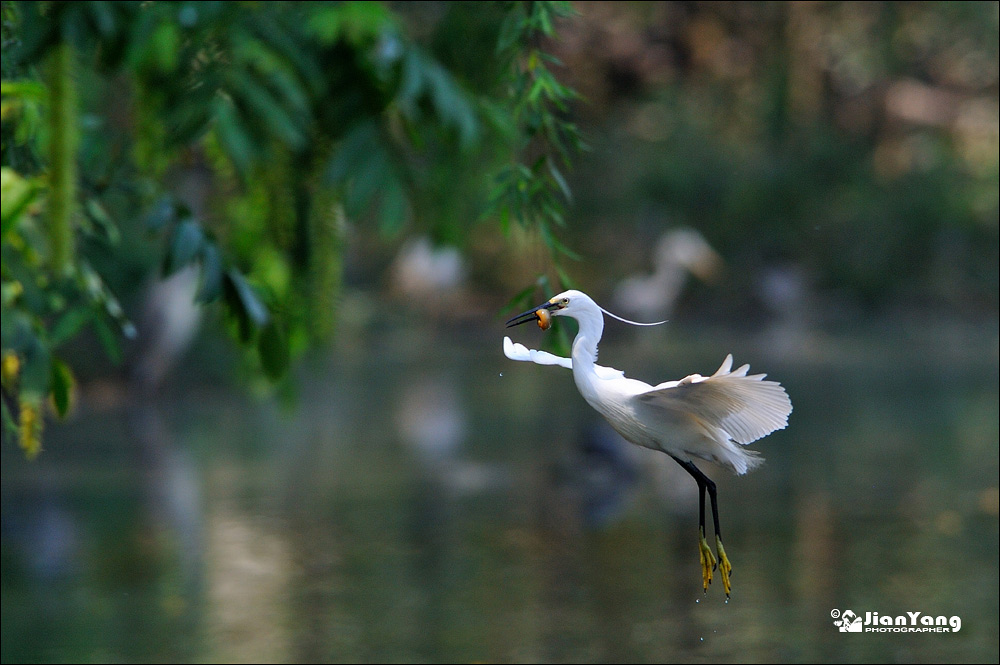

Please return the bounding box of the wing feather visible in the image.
[638,356,792,445]
[503,336,573,369]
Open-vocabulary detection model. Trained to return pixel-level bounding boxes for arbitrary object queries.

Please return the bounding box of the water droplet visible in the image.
[499,373,503,377]
[725,598,729,604]
[695,598,700,603]
[700,637,704,642]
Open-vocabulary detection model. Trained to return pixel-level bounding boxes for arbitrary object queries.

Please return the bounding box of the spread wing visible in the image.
[638,354,792,445]
[503,336,572,369]
[502,336,625,378]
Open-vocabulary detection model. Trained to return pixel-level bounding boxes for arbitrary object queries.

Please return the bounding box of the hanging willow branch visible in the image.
[46,41,77,276]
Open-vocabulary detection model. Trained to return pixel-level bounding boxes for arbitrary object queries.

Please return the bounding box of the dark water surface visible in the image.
[3,317,998,663]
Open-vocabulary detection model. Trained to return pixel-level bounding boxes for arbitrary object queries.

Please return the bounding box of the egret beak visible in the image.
[505,301,558,328]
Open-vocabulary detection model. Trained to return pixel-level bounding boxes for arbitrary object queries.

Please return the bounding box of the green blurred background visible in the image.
[2,2,997,663]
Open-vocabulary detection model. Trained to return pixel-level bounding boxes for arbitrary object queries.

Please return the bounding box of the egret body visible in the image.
[504,289,792,596]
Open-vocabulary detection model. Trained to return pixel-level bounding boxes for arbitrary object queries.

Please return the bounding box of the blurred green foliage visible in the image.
[1,0,581,456]
[3,2,996,458]
[555,2,998,316]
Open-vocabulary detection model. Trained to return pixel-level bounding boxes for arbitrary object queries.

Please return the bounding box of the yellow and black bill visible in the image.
[505,300,559,329]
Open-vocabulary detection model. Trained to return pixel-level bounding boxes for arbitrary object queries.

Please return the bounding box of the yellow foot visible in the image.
[716,535,732,597]
[698,528,717,592]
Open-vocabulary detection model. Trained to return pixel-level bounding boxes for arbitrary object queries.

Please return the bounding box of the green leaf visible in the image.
[1,310,35,354]
[165,218,204,275]
[550,233,581,261]
[122,6,159,70]
[91,314,123,364]
[49,307,92,347]
[0,80,48,102]
[247,14,326,97]
[49,357,74,418]
[1,282,24,309]
[500,283,540,317]
[327,122,380,186]
[164,101,213,146]
[86,1,117,37]
[1,168,38,239]
[258,318,289,380]
[145,196,177,231]
[20,339,51,397]
[261,65,311,121]
[378,180,408,236]
[495,4,526,54]
[546,159,572,202]
[227,293,253,344]
[147,22,180,72]
[399,48,424,107]
[305,5,345,43]
[343,144,390,216]
[83,198,120,244]
[554,263,576,290]
[226,270,269,327]
[1,400,15,440]
[537,5,554,36]
[197,242,224,303]
[213,100,255,177]
[536,273,554,295]
[225,70,306,150]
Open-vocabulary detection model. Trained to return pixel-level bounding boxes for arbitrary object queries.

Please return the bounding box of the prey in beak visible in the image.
[506,300,561,330]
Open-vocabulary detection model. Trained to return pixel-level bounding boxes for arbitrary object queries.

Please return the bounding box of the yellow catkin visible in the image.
[1,352,20,388]
[18,397,43,460]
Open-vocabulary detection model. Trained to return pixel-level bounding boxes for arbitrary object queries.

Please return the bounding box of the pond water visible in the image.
[2,312,998,663]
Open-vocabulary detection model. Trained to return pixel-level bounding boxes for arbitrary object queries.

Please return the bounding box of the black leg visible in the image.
[672,456,732,595]
[706,476,722,543]
[672,456,721,543]
[699,480,707,540]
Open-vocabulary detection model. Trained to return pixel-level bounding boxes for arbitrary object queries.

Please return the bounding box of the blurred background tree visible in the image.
[551,2,997,320]
[2,1,997,458]
[1,0,581,456]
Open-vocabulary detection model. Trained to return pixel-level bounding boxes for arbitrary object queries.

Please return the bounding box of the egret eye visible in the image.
[559,298,570,307]
[535,308,552,330]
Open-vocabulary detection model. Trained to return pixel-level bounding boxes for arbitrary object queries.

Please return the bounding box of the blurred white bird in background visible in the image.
[504,289,792,596]
[613,227,722,320]
[390,236,467,303]
[128,265,203,392]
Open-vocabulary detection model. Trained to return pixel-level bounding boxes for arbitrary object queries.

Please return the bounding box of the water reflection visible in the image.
[2,319,998,663]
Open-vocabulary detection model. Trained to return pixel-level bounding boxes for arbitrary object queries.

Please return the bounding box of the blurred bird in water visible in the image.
[504,290,792,596]
[567,422,640,529]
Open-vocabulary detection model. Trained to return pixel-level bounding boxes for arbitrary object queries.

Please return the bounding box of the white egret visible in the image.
[390,236,467,303]
[128,265,202,392]
[613,227,722,320]
[504,290,792,596]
